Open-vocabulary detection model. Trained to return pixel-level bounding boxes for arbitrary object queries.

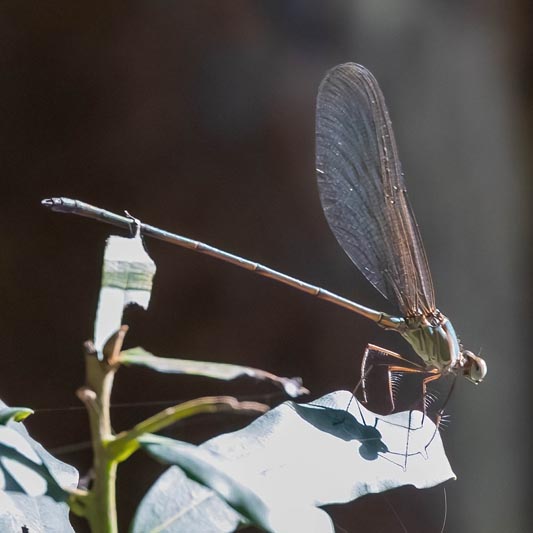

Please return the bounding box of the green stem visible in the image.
[108,396,269,463]
[75,331,125,533]
[89,456,118,533]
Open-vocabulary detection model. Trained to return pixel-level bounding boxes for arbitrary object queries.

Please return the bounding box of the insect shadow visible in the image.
[291,399,437,470]
[291,402,388,462]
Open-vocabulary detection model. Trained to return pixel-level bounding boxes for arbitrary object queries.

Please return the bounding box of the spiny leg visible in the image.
[421,373,458,454]
[361,344,431,413]
[344,363,374,426]
[352,344,424,428]
[361,345,443,468]
[388,367,443,467]
[388,366,442,422]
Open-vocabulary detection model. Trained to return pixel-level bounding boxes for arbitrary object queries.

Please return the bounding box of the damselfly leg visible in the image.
[349,344,449,469]
[360,345,441,417]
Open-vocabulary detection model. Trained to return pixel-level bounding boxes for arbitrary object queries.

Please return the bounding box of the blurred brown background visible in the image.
[1,1,531,532]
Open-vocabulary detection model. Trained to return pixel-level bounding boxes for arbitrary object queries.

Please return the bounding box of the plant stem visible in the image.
[76,328,126,533]
[108,396,269,462]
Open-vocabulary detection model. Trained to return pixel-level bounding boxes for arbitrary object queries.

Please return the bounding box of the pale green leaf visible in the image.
[120,347,308,398]
[94,232,156,359]
[132,391,454,532]
[0,408,33,425]
[0,400,78,532]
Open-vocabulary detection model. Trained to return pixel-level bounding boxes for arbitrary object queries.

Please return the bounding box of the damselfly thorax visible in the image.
[400,311,486,384]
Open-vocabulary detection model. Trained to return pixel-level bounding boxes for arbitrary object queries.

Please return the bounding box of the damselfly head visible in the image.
[462,350,487,384]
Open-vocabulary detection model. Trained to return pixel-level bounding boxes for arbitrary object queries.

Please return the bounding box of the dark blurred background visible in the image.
[1,1,531,532]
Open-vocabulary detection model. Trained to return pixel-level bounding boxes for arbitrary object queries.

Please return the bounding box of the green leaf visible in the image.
[120,347,308,398]
[0,400,78,532]
[131,391,454,532]
[130,465,243,533]
[0,408,33,425]
[136,436,266,531]
[134,436,334,533]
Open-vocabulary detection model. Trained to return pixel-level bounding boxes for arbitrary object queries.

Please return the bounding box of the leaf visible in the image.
[132,391,454,532]
[120,347,309,398]
[0,400,78,533]
[0,408,33,425]
[134,436,334,533]
[130,465,243,533]
[94,231,156,360]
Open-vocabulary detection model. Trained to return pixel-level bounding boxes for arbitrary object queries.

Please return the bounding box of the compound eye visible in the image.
[466,353,487,383]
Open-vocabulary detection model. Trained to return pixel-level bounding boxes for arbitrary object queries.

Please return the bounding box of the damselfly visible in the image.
[42,63,486,414]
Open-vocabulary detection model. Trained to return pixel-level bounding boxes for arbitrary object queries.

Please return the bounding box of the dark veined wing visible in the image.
[315,63,435,317]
